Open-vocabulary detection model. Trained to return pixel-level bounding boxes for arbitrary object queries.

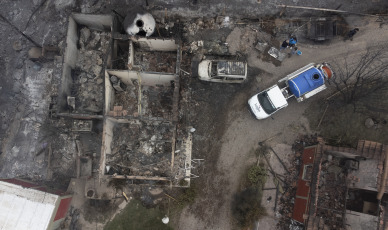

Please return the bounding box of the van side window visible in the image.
[225,77,244,81]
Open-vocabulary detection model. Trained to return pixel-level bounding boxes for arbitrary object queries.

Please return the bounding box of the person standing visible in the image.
[289,36,298,47]
[280,40,289,50]
[347,28,359,40]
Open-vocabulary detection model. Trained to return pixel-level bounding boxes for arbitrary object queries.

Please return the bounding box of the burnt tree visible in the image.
[330,47,388,114]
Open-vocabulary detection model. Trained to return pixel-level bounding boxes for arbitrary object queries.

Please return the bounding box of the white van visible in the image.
[198,60,247,83]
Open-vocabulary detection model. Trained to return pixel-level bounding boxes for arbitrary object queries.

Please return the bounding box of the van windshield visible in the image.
[210,62,218,77]
[257,92,276,115]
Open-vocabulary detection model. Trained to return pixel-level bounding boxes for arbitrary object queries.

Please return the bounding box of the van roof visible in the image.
[217,61,246,76]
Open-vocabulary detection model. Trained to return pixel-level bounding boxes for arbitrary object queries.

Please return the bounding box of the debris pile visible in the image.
[134,51,176,73]
[113,85,139,116]
[142,85,173,118]
[106,122,173,177]
[71,71,104,113]
[183,16,234,36]
[314,156,346,229]
[113,84,174,118]
[71,27,110,114]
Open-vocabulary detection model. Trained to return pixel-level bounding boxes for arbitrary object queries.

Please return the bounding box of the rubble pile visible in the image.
[71,27,110,114]
[134,51,176,73]
[71,71,104,113]
[183,16,233,36]
[142,85,173,118]
[107,122,173,177]
[114,85,139,116]
[171,139,191,185]
[314,156,347,229]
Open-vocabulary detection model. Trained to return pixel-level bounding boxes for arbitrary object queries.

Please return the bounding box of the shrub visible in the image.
[232,187,267,227]
[247,165,267,187]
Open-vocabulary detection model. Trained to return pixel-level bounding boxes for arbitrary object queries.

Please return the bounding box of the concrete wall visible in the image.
[131,37,178,51]
[59,17,78,110]
[104,70,116,114]
[72,14,112,31]
[140,72,177,86]
[107,70,138,86]
[99,117,114,176]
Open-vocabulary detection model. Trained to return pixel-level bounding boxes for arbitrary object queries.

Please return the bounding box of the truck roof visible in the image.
[267,85,288,108]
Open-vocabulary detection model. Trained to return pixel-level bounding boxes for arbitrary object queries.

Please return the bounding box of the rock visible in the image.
[96,78,103,85]
[149,187,163,195]
[80,27,91,43]
[365,118,375,128]
[33,63,42,71]
[28,47,43,59]
[54,0,74,10]
[15,59,23,69]
[92,65,102,76]
[12,81,22,93]
[80,77,88,83]
[97,56,103,65]
[13,41,22,51]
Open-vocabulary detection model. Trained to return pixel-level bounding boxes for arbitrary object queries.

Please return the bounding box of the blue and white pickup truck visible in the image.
[248,63,333,119]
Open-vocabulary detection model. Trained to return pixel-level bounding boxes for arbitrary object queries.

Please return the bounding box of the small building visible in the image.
[0,178,72,230]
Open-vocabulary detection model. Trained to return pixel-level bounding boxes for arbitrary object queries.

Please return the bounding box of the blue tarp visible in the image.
[288,68,324,98]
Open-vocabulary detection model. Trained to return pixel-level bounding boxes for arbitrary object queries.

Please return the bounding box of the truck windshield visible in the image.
[257,92,276,115]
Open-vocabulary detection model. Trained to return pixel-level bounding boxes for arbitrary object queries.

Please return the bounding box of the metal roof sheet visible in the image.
[0,181,59,230]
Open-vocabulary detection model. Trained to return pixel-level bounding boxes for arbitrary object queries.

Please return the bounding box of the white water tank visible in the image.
[123,10,155,37]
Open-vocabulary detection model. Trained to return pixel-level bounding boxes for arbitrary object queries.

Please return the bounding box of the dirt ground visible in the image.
[175,16,388,230]
[1,1,388,230]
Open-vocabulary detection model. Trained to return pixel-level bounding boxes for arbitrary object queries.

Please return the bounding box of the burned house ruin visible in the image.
[55,13,192,200]
[292,139,388,230]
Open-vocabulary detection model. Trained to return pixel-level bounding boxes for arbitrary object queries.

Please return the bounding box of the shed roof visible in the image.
[0,181,59,230]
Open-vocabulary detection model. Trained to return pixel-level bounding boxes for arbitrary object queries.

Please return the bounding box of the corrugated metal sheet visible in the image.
[292,146,316,224]
[54,197,72,221]
[0,181,59,230]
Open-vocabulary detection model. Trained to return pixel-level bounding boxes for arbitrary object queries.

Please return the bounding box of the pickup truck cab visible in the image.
[198,60,247,83]
[248,85,289,119]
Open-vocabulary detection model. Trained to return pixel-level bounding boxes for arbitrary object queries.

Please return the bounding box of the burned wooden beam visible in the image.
[57,113,104,120]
